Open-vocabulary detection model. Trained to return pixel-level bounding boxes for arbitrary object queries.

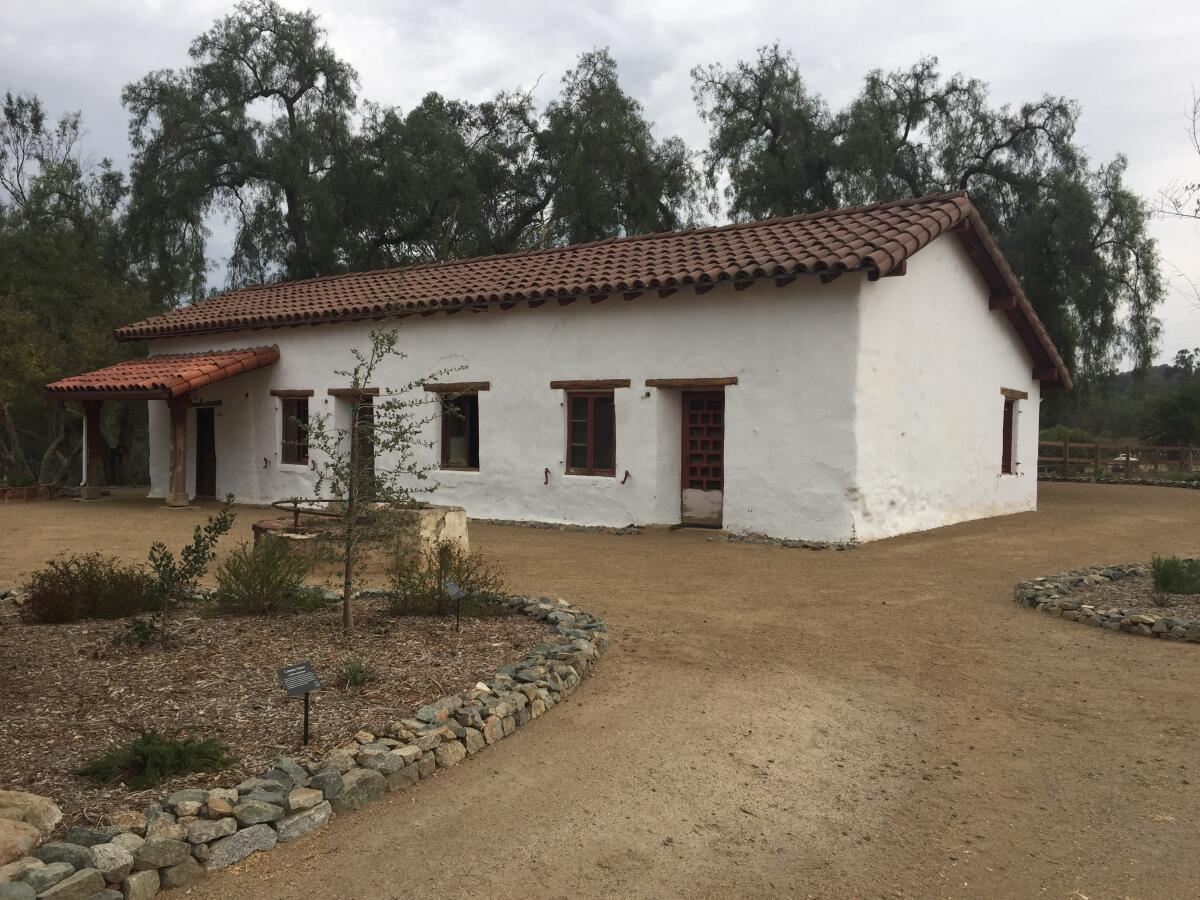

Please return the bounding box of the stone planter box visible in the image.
[0,484,55,503]
[253,504,468,566]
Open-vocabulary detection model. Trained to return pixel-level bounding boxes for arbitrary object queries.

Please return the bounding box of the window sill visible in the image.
[439,466,480,473]
[279,463,311,472]
[565,470,616,478]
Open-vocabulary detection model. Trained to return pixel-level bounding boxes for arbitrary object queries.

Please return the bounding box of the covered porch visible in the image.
[44,347,279,505]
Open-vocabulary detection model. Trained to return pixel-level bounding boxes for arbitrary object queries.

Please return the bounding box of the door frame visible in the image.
[679,389,725,527]
[194,406,217,499]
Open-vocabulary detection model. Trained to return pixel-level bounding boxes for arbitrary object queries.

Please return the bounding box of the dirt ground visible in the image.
[2,483,1200,899]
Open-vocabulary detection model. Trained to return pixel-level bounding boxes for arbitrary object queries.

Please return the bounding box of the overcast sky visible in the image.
[2,0,1198,364]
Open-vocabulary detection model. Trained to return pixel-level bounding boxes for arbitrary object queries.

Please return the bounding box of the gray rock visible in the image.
[0,791,63,839]
[173,800,203,818]
[274,802,332,843]
[361,753,407,775]
[163,790,207,811]
[0,882,35,900]
[330,769,384,815]
[142,821,186,843]
[63,827,118,848]
[88,843,134,882]
[120,870,159,900]
[307,770,343,800]
[241,790,286,807]
[132,839,189,871]
[35,843,93,870]
[204,824,277,872]
[159,856,203,889]
[34,868,103,899]
[140,806,172,829]
[270,758,310,787]
[384,766,419,792]
[0,858,43,884]
[232,800,284,826]
[88,891,123,900]
[19,862,74,893]
[186,818,236,844]
[417,753,435,779]
[109,834,143,854]
[433,741,466,768]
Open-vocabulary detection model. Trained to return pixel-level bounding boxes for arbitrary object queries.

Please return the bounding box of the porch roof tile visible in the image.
[45,347,279,400]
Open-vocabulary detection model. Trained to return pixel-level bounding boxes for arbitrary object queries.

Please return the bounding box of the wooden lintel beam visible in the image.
[327,387,380,398]
[646,377,739,389]
[549,379,632,390]
[423,381,491,394]
[989,294,1017,310]
[270,389,315,398]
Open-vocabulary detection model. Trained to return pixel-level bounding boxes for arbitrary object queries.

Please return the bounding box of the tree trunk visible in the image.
[341,400,360,633]
[0,404,35,482]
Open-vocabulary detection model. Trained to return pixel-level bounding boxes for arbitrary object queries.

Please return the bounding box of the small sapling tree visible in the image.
[303,328,458,632]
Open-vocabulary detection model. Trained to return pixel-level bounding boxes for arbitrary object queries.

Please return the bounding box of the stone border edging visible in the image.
[1039,473,1200,490]
[1013,563,1200,641]
[707,532,855,551]
[0,594,608,897]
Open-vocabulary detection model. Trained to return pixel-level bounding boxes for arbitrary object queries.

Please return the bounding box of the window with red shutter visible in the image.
[1001,397,1015,474]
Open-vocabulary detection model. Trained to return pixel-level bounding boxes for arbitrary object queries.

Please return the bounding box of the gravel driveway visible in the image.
[4,482,1199,899]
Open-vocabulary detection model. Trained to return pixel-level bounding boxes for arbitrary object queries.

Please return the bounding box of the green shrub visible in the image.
[333,657,375,688]
[1151,555,1200,594]
[213,537,326,615]
[385,541,508,617]
[78,730,230,789]
[111,617,161,647]
[22,553,162,624]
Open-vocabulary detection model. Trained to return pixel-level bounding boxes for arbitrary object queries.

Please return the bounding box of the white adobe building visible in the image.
[47,192,1070,543]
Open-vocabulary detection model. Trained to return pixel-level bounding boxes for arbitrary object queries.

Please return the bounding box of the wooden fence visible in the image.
[1037,441,1198,477]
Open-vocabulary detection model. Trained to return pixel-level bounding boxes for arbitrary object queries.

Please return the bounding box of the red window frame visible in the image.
[281,397,309,465]
[1001,397,1015,474]
[565,391,616,476]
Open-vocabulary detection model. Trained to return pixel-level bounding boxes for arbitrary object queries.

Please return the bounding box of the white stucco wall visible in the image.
[850,237,1041,542]
[147,278,863,541]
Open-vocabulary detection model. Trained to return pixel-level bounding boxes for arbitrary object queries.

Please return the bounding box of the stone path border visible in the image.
[1013,563,1200,642]
[1039,473,1200,490]
[707,532,855,551]
[0,595,607,898]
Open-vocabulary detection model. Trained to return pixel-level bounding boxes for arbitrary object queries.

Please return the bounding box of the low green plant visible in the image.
[111,617,161,647]
[385,540,508,617]
[213,537,327,615]
[1151,555,1200,595]
[22,553,161,624]
[77,730,231,789]
[333,656,375,688]
[148,496,236,635]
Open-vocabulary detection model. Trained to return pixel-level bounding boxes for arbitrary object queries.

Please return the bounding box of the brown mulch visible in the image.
[1068,572,1200,621]
[0,597,545,829]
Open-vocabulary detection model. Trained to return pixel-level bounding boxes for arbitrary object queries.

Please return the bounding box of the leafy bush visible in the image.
[111,617,161,647]
[22,553,161,624]
[1151,555,1200,595]
[149,497,236,619]
[213,537,327,615]
[78,730,230,789]
[1039,425,1111,445]
[333,657,375,688]
[385,541,507,617]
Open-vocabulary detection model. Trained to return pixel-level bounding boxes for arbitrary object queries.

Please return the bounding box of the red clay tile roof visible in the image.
[112,192,1070,389]
[45,347,279,400]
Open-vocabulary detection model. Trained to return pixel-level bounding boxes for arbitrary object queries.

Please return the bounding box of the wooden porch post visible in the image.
[80,400,104,500]
[166,396,190,507]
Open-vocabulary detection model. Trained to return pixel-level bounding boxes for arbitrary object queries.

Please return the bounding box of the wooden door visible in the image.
[681,391,724,526]
[195,407,216,499]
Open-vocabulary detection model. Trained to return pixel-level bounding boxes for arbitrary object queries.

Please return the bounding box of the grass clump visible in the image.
[78,730,231,789]
[111,617,161,647]
[385,541,507,617]
[23,553,161,624]
[1151,555,1200,595]
[214,537,330,615]
[333,657,375,688]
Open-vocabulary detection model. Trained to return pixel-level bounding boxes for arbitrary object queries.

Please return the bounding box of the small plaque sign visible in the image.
[445,580,466,601]
[277,661,322,697]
